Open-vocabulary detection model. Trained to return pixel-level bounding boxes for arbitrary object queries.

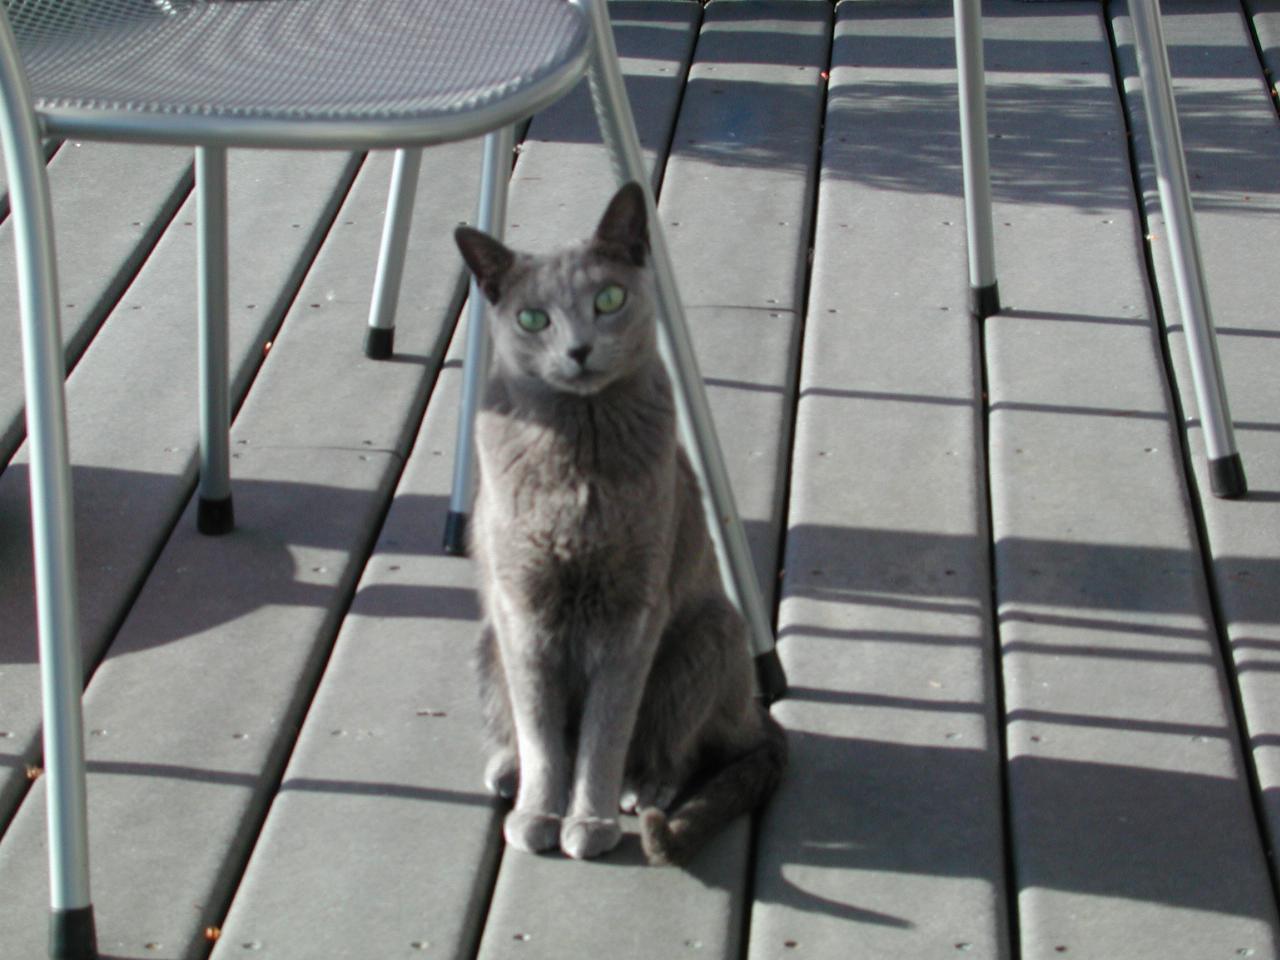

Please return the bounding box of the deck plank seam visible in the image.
[462,821,508,960]
[0,152,363,860]
[222,152,365,426]
[197,509,423,960]
[978,101,1022,960]
[739,18,834,960]
[0,149,193,474]
[191,152,497,954]
[637,0,706,199]
[61,156,194,376]
[982,266,1022,960]
[1101,0,1280,900]
[0,156,200,845]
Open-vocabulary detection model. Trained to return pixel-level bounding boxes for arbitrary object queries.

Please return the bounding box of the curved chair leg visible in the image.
[0,14,99,959]
[366,147,424,360]
[1129,0,1245,498]
[195,146,234,534]
[953,0,1000,320]
[443,127,514,556]
[579,0,785,701]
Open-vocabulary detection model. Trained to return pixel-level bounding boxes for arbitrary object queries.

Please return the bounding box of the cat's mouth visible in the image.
[553,365,609,395]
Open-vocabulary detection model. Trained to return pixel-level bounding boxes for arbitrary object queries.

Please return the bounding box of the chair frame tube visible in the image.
[953,0,1000,320]
[578,0,780,685]
[1128,0,1245,496]
[0,10,98,959]
[444,127,514,555]
[365,147,424,359]
[196,145,235,533]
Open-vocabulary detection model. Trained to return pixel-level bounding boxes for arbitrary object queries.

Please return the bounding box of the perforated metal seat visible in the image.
[8,0,590,146]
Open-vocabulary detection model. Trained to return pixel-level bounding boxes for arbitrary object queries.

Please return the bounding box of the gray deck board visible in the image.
[214,5,704,958]
[205,141,486,960]
[0,142,191,465]
[1113,0,1280,881]
[750,3,1007,958]
[0,149,412,958]
[477,6,827,958]
[478,1,816,957]
[983,2,1278,957]
[654,0,829,589]
[4,2,1280,958]
[207,340,496,960]
[0,141,473,958]
[0,150,357,835]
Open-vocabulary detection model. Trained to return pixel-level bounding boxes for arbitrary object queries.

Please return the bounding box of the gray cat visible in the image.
[454,182,785,865]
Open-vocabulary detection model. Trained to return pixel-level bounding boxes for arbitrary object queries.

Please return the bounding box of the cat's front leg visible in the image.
[562,615,660,860]
[491,603,571,854]
[477,620,519,800]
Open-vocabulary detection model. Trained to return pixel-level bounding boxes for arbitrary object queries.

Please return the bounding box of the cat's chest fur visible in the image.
[473,372,676,624]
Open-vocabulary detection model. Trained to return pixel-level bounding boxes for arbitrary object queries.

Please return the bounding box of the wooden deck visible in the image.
[2,0,1280,956]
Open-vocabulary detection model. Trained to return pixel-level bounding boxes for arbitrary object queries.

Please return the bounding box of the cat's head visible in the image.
[455,182,657,397]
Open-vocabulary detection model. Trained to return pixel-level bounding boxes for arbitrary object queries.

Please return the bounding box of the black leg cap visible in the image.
[443,511,469,557]
[755,648,787,704]
[1209,453,1247,499]
[968,281,1001,321]
[197,496,235,536]
[50,905,98,960]
[364,326,395,360]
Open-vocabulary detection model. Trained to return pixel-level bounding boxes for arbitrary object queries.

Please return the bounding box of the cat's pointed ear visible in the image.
[455,226,516,304]
[593,181,648,267]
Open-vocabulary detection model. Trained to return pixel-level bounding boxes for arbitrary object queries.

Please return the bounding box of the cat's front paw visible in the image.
[484,751,518,800]
[620,780,679,814]
[504,809,562,854]
[561,816,622,860]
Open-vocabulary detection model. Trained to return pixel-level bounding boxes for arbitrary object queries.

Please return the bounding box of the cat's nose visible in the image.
[567,344,592,367]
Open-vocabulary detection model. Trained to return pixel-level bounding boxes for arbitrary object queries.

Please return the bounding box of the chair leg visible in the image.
[195,146,235,534]
[579,0,785,701]
[365,148,424,360]
[443,127,514,556]
[1128,0,1245,498]
[0,15,99,959]
[953,0,1000,320]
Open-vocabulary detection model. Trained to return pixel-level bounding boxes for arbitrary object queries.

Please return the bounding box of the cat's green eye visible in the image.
[594,284,627,315]
[517,308,550,333]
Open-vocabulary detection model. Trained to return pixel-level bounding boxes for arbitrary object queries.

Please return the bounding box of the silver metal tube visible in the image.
[1129,0,1239,464]
[447,128,513,531]
[368,148,423,334]
[196,146,232,506]
[953,0,998,294]
[0,9,93,916]
[579,0,776,661]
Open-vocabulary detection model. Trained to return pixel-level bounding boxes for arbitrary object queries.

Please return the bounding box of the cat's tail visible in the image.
[639,709,787,867]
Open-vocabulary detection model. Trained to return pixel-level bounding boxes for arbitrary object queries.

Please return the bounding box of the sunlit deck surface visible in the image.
[3,1,1280,957]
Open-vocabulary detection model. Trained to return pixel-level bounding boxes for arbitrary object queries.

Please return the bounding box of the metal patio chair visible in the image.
[955,0,1245,498]
[0,2,776,957]
[393,0,1245,574]
[0,1,1244,959]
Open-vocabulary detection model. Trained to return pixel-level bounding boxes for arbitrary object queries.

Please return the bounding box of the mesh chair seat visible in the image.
[7,0,591,148]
